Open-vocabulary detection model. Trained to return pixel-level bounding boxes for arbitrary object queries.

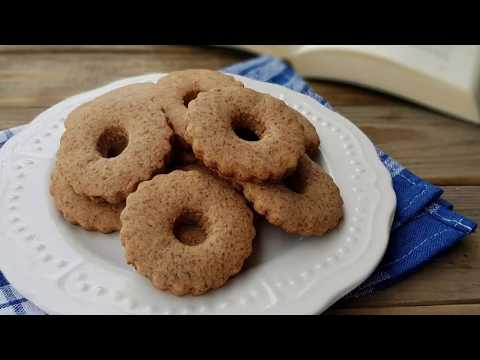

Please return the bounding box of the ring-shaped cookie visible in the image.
[242,155,343,236]
[50,165,123,233]
[296,112,320,156]
[156,69,244,147]
[57,83,173,204]
[185,87,306,183]
[120,169,255,296]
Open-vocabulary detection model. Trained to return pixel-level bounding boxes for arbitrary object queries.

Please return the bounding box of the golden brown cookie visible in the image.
[242,155,343,236]
[49,165,123,233]
[296,112,320,156]
[185,86,306,184]
[120,169,255,296]
[172,163,242,244]
[156,69,244,148]
[57,83,173,204]
[180,162,243,192]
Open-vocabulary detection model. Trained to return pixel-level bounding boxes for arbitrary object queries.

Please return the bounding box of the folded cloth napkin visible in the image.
[0,56,476,314]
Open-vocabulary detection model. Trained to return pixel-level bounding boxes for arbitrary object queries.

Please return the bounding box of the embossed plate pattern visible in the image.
[0,74,396,314]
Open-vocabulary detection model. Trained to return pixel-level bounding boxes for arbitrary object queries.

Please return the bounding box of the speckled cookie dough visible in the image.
[295,111,320,156]
[120,169,255,296]
[242,155,343,236]
[155,69,244,147]
[56,83,173,204]
[50,165,123,233]
[185,86,306,183]
[180,162,243,193]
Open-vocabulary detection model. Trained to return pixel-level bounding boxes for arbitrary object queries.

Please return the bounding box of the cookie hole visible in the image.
[97,127,128,159]
[183,90,200,107]
[233,127,260,142]
[232,114,264,142]
[283,172,307,194]
[173,211,207,246]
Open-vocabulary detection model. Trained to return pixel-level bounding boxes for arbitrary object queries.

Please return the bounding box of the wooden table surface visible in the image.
[1,45,478,315]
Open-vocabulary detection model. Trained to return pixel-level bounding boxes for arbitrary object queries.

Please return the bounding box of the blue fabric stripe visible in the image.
[242,59,288,82]
[267,66,295,86]
[427,202,477,234]
[222,56,274,76]
[13,302,26,315]
[437,198,453,210]
[0,273,8,287]
[299,82,310,94]
[392,169,443,229]
[0,297,27,310]
[2,285,18,302]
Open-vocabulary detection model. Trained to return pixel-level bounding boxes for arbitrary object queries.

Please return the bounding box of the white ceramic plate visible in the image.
[0,73,396,315]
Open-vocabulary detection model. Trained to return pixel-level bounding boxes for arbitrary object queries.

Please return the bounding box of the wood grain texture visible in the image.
[338,106,480,185]
[0,45,237,53]
[326,303,480,315]
[0,45,176,53]
[0,47,249,108]
[0,45,478,314]
[0,108,45,130]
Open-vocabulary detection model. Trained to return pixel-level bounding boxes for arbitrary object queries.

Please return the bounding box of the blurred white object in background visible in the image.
[223,45,480,125]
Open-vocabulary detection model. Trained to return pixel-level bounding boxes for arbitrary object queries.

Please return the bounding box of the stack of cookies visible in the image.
[51,69,343,296]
